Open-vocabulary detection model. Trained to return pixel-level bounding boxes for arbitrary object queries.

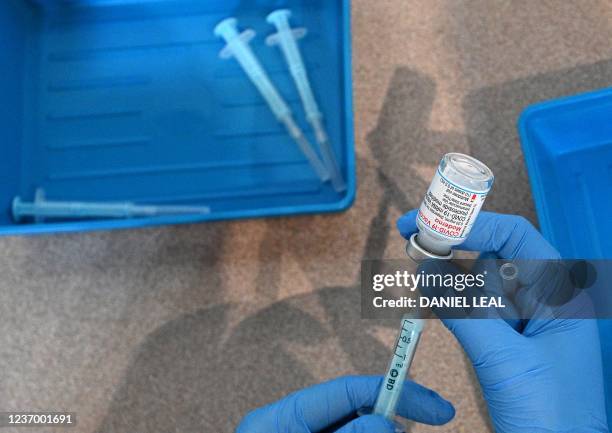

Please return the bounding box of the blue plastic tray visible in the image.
[519,87,612,260]
[0,0,354,235]
[519,88,612,428]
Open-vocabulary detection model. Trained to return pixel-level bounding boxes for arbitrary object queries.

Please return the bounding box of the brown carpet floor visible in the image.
[2,1,612,432]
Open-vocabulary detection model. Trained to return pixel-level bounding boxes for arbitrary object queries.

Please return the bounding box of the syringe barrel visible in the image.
[409,153,494,259]
[373,317,423,419]
[13,199,211,220]
[276,35,320,121]
[232,48,290,120]
[17,201,134,218]
[216,19,290,120]
[268,11,321,122]
[292,66,321,122]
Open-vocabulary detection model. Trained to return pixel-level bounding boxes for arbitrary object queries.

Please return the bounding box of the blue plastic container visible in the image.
[519,88,612,260]
[0,0,354,235]
[519,88,612,428]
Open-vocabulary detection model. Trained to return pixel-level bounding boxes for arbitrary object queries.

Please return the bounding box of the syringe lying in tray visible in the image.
[12,189,210,223]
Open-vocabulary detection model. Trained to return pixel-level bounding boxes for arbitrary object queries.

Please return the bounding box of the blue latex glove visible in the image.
[235,376,454,432]
[397,210,609,433]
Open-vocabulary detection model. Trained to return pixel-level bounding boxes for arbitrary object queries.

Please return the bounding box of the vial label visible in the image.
[418,169,489,240]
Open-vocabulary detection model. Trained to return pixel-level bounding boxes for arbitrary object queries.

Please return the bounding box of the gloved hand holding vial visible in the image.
[368,153,494,428]
[235,154,607,432]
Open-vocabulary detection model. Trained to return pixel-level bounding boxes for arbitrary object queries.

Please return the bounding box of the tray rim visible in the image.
[3,0,356,235]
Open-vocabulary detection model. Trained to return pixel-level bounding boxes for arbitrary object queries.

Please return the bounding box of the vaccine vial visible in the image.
[407,153,494,261]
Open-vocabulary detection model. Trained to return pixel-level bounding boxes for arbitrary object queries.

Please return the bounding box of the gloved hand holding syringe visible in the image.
[368,153,494,427]
[235,153,608,432]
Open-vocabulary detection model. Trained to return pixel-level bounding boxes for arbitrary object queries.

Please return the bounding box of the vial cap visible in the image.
[406,233,453,263]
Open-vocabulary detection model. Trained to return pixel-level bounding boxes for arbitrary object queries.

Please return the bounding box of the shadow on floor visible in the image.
[96,59,612,432]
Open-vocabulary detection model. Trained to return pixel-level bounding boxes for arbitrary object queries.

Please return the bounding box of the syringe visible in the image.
[12,189,211,222]
[373,317,424,419]
[214,18,329,183]
[266,9,346,192]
